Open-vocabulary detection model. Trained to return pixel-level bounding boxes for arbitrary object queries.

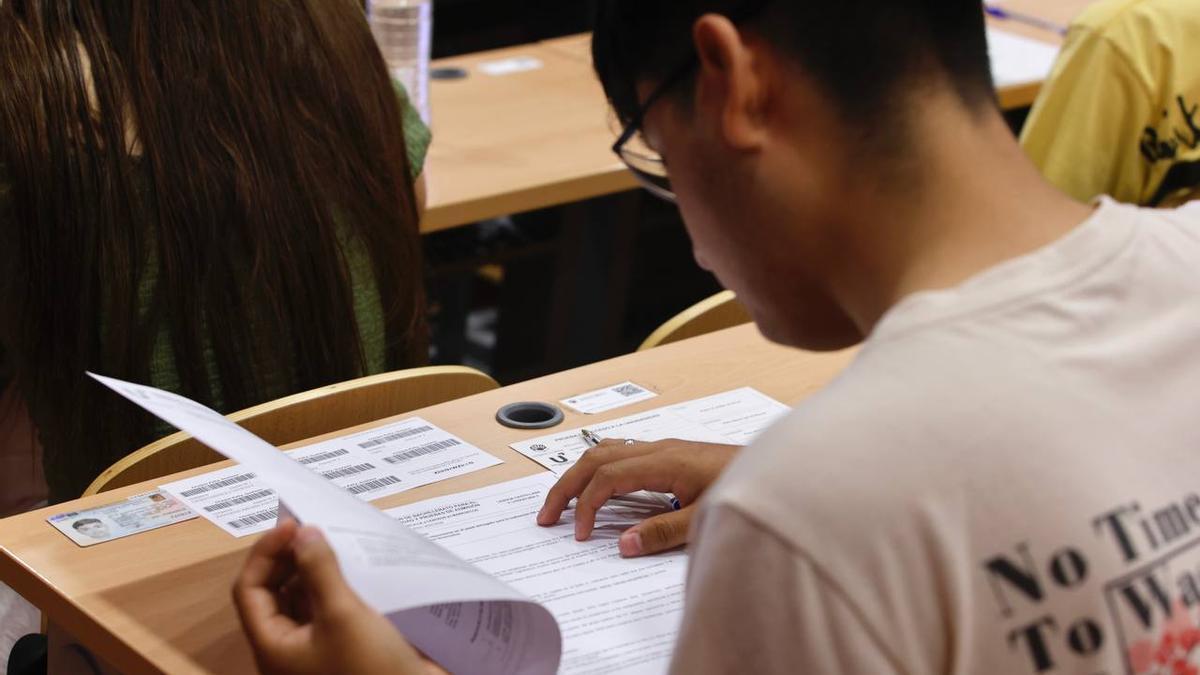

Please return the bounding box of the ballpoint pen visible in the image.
[984,5,1068,36]
[580,429,682,510]
[581,428,603,447]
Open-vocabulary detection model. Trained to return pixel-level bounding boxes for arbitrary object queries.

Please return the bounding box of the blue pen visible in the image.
[580,429,682,511]
[984,5,1068,36]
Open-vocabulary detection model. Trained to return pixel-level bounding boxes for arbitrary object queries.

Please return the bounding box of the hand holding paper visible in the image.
[90,373,561,675]
[234,520,447,675]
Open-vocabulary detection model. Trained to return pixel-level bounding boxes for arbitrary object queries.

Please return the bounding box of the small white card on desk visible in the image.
[517,387,791,475]
[48,490,196,547]
[478,56,543,76]
[560,381,658,415]
[160,417,503,537]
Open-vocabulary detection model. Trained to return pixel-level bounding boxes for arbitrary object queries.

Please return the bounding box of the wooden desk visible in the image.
[0,325,855,674]
[538,33,593,65]
[422,39,637,233]
[422,1,1097,232]
[988,0,1099,109]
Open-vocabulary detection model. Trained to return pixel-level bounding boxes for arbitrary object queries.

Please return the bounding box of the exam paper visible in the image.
[90,374,561,675]
[987,27,1060,88]
[161,417,502,537]
[512,387,791,475]
[387,474,686,675]
[48,490,195,547]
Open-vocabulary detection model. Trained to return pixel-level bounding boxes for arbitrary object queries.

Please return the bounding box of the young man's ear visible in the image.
[692,14,769,151]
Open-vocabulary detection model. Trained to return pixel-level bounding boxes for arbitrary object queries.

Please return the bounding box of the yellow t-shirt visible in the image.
[1020,0,1200,206]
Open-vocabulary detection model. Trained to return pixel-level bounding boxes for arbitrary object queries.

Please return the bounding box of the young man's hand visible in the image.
[233,520,447,675]
[536,439,740,557]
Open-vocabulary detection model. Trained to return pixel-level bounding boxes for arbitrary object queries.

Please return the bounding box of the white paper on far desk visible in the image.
[387,473,686,675]
[512,387,791,475]
[560,381,658,415]
[90,373,561,675]
[987,27,1061,88]
[161,417,502,537]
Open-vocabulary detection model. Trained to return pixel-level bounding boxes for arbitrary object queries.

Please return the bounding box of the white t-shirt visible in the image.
[674,198,1200,674]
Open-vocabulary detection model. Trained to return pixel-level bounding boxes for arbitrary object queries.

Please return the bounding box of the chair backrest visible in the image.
[639,290,752,351]
[83,365,500,496]
[1161,185,1200,209]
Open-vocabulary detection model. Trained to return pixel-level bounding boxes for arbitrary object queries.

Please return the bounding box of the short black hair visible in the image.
[592,0,995,128]
[72,518,102,530]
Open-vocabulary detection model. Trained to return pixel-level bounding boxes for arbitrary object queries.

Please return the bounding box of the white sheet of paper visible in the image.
[387,474,686,675]
[48,490,195,547]
[512,387,791,475]
[479,56,544,76]
[160,417,502,537]
[560,381,658,415]
[987,27,1061,88]
[90,374,561,674]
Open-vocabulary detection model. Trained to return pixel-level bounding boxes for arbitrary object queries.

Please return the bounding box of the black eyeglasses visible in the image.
[610,0,773,203]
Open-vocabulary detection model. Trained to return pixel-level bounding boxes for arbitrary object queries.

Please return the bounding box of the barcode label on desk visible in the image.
[160,417,502,538]
[384,439,461,464]
[358,426,433,449]
[320,463,376,480]
[179,473,256,498]
[562,381,658,415]
[229,509,279,530]
[204,489,275,513]
[299,448,350,465]
[347,476,402,495]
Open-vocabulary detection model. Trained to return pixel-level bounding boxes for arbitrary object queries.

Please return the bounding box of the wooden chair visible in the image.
[82,365,500,496]
[1161,185,1200,209]
[639,290,752,351]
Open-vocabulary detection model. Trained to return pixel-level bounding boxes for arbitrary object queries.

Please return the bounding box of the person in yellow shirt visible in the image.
[1020,0,1200,207]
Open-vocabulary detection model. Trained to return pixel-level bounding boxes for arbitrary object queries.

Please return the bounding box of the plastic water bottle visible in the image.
[367,0,433,124]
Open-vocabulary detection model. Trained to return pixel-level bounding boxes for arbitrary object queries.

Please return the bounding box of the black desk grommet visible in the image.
[496,402,564,430]
[431,66,469,80]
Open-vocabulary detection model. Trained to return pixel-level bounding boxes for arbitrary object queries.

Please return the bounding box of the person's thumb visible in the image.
[618,506,694,558]
[292,526,356,616]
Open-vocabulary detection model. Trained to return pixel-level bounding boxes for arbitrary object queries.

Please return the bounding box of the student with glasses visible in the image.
[234,1,1200,673]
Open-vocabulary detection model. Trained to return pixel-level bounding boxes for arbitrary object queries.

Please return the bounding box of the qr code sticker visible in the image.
[613,383,647,397]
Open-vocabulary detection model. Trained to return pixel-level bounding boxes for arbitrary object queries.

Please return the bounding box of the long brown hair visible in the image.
[0,0,426,501]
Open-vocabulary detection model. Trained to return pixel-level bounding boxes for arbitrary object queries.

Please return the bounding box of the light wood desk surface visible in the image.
[423,0,1096,232]
[0,325,856,674]
[421,39,636,233]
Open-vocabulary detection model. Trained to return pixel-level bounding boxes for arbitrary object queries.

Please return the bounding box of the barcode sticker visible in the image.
[298,448,350,465]
[229,509,279,530]
[204,489,275,513]
[320,463,376,480]
[347,476,402,495]
[383,439,462,465]
[180,473,256,498]
[358,426,433,449]
[562,381,658,415]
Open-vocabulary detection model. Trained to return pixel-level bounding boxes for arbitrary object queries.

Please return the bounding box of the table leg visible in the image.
[46,622,118,675]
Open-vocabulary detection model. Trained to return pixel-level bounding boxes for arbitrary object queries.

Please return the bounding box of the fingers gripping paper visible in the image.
[90,373,561,675]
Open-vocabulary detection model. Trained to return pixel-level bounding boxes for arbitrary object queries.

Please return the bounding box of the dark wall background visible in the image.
[433,0,596,57]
